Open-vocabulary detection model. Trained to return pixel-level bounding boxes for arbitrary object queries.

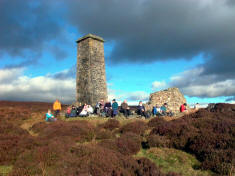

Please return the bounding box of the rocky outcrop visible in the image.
[147,87,186,114]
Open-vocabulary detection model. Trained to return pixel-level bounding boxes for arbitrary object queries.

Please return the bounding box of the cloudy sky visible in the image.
[0,0,235,105]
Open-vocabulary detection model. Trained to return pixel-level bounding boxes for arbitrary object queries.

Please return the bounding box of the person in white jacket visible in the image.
[87,105,94,114]
[79,104,88,117]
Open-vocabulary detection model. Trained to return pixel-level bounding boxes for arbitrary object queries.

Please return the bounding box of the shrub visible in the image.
[148,118,168,128]
[148,103,235,175]
[10,137,74,176]
[136,158,165,176]
[0,121,29,136]
[147,134,170,148]
[37,121,95,143]
[10,143,168,176]
[211,103,235,113]
[68,144,173,176]
[99,132,142,156]
[99,119,120,131]
[116,133,142,155]
[150,118,197,149]
[95,128,113,140]
[187,129,234,174]
[166,172,182,176]
[0,134,36,165]
[30,122,48,134]
[0,121,35,165]
[120,120,147,135]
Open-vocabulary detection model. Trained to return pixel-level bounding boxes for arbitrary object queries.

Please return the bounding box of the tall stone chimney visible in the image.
[76,34,108,106]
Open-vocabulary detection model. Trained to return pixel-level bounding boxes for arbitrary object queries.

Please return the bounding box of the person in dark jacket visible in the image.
[137,101,147,118]
[112,99,118,117]
[121,100,130,117]
[70,105,77,117]
[104,101,112,117]
[76,103,83,116]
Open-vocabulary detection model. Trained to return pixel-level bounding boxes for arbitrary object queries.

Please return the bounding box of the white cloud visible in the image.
[169,67,235,98]
[152,81,167,91]
[127,91,149,101]
[107,84,149,105]
[0,68,75,104]
[0,68,23,83]
[0,68,149,106]
[180,80,235,97]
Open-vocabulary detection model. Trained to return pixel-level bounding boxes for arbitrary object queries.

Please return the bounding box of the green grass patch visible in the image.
[0,165,13,175]
[62,115,145,126]
[136,148,214,176]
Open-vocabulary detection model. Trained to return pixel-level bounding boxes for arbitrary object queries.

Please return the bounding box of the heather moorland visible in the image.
[0,101,234,176]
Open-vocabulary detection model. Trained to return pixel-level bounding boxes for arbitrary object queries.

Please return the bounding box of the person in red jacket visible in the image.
[180,103,187,112]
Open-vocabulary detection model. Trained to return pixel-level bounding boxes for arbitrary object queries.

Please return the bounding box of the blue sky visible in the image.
[0,0,235,105]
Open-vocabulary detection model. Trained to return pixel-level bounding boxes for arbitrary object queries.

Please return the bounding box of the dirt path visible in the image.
[20,112,45,136]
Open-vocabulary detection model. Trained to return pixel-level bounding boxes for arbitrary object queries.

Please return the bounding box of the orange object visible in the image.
[53,100,61,110]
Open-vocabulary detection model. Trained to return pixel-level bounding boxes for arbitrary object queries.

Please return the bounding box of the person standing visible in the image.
[53,99,61,118]
[111,99,119,117]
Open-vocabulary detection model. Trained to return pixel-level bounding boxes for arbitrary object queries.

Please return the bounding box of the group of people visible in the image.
[65,99,132,118]
[136,101,174,118]
[95,99,119,117]
[45,99,199,122]
[180,103,200,113]
[152,103,174,117]
[65,103,94,118]
[45,99,61,122]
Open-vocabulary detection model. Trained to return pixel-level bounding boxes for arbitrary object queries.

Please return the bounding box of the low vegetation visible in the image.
[148,104,235,175]
[136,148,213,176]
[0,101,234,175]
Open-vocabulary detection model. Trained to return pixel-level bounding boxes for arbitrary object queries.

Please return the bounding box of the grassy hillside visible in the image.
[0,101,234,176]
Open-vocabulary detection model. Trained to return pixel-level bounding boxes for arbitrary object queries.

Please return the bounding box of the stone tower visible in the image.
[76,34,108,106]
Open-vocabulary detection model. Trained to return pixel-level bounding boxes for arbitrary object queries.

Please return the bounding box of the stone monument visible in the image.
[147,87,187,114]
[76,34,108,106]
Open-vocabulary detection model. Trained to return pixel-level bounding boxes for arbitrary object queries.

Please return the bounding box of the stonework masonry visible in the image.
[147,87,187,114]
[76,34,108,106]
